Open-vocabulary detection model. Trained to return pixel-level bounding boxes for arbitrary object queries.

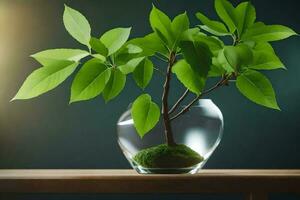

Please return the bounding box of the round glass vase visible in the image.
[117,99,224,174]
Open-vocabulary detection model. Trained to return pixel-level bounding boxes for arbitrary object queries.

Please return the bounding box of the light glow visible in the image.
[184,128,207,157]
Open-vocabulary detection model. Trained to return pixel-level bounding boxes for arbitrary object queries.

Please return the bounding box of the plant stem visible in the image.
[169,89,189,114]
[161,52,176,146]
[232,34,239,46]
[170,75,230,121]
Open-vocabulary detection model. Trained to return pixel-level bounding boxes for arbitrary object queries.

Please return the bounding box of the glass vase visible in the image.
[117,99,224,174]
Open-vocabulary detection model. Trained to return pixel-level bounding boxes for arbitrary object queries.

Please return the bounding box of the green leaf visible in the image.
[70,58,111,103]
[100,27,131,56]
[171,12,190,49]
[214,0,237,33]
[150,5,174,47]
[91,54,106,62]
[128,33,168,57]
[181,28,201,41]
[102,68,126,102]
[242,40,256,48]
[131,94,160,137]
[118,57,145,74]
[116,44,143,60]
[115,44,143,65]
[236,69,280,110]
[196,12,229,36]
[194,34,224,54]
[219,44,253,71]
[241,24,297,42]
[217,50,235,73]
[199,25,227,37]
[250,53,283,70]
[133,59,153,89]
[31,49,89,65]
[235,2,256,37]
[89,37,108,56]
[63,5,91,47]
[155,28,171,48]
[180,40,212,78]
[226,44,253,67]
[249,42,285,70]
[208,58,226,77]
[123,44,143,54]
[172,60,205,95]
[12,60,78,100]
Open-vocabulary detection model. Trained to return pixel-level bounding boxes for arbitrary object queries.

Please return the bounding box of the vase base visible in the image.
[132,144,203,169]
[131,161,205,174]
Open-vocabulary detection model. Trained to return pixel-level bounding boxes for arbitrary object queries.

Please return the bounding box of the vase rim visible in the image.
[196,99,214,106]
[198,98,212,101]
[198,98,212,102]
[181,99,214,107]
[127,99,214,109]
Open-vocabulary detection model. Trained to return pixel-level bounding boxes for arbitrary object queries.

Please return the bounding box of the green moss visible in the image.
[133,144,204,168]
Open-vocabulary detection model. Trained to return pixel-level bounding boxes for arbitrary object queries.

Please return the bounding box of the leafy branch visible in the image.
[12,0,297,146]
[170,75,230,121]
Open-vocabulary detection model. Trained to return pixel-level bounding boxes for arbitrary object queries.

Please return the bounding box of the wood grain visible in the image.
[0,170,299,194]
[245,192,268,200]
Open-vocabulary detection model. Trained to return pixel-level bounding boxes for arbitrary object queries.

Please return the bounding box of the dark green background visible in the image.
[0,0,299,199]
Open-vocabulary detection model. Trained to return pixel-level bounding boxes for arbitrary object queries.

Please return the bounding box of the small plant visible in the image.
[13,0,297,168]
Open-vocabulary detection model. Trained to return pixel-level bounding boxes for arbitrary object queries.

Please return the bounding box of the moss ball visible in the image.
[133,144,204,168]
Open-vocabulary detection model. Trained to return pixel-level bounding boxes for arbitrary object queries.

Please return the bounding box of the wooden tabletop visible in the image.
[0,169,299,193]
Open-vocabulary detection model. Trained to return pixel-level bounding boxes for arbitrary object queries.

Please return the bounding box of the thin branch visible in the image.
[202,76,228,94]
[154,54,168,62]
[170,76,230,121]
[231,34,237,46]
[231,34,240,46]
[176,52,182,57]
[154,67,166,76]
[168,89,189,114]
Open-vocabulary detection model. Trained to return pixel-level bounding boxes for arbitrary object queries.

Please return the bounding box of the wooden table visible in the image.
[0,170,299,200]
